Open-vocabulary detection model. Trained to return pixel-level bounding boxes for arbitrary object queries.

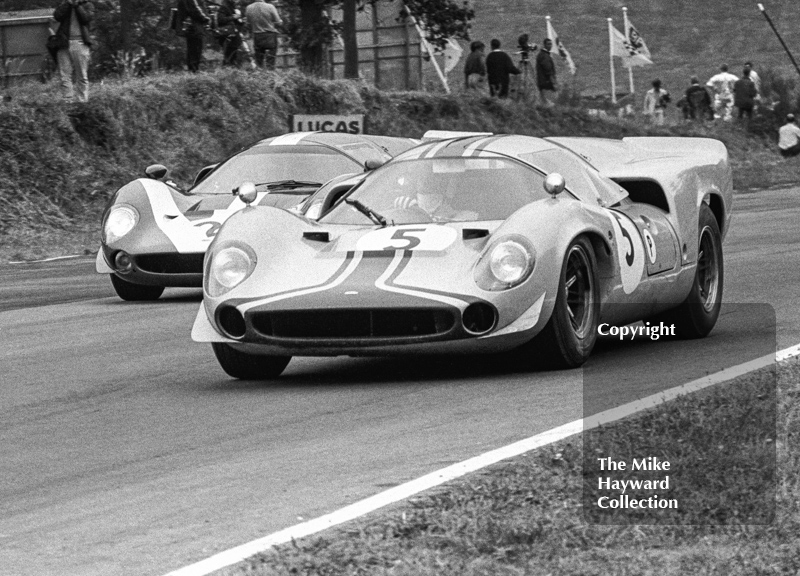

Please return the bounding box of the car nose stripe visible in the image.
[238,251,364,312]
[375,251,468,309]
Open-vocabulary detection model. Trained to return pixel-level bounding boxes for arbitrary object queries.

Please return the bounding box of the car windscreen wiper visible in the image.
[255,180,323,191]
[345,198,387,227]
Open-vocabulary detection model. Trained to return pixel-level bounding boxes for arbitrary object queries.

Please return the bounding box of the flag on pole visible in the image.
[622,7,653,66]
[546,17,577,75]
[609,23,629,59]
[442,38,464,74]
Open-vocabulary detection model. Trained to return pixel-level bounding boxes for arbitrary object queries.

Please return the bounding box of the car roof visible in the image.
[395,134,561,163]
[255,132,395,164]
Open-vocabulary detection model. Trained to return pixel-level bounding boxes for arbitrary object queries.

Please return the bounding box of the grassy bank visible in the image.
[226,359,798,576]
[0,69,795,261]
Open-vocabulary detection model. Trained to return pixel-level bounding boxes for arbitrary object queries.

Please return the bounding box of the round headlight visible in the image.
[104,205,139,244]
[209,246,254,295]
[489,240,532,285]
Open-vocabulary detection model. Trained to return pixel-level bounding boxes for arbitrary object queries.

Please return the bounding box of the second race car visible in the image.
[96,131,419,300]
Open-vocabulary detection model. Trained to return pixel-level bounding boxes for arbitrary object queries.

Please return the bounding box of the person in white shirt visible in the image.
[778,114,800,157]
[706,64,739,121]
[245,0,282,70]
[643,79,671,125]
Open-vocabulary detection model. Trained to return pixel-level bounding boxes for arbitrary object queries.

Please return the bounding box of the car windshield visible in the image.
[190,145,362,195]
[319,156,547,224]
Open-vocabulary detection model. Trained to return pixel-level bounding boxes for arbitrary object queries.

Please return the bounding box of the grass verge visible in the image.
[224,359,798,576]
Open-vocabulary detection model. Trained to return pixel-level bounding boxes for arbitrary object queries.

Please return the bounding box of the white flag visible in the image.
[546,18,577,75]
[610,23,629,59]
[442,38,463,74]
[622,10,652,66]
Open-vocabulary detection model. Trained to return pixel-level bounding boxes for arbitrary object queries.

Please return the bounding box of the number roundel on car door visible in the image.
[355,225,458,252]
[609,212,646,294]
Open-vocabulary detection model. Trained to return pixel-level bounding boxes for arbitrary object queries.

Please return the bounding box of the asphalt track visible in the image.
[1,189,798,576]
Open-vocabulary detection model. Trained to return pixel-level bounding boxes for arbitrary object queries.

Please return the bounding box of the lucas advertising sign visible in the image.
[290,114,365,134]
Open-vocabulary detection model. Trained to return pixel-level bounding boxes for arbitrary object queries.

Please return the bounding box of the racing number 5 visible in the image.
[383,228,426,251]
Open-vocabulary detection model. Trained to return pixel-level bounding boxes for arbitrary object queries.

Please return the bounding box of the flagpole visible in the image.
[758,3,800,78]
[622,7,635,96]
[403,3,450,93]
[608,18,617,104]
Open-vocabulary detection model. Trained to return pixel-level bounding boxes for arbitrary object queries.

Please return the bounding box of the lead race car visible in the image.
[192,132,733,378]
[96,131,419,300]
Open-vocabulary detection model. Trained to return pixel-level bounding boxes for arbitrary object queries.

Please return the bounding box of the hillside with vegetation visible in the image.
[0,68,795,261]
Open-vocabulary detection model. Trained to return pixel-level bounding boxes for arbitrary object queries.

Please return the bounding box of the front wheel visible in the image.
[110,274,165,301]
[518,236,600,369]
[212,343,291,380]
[657,204,723,338]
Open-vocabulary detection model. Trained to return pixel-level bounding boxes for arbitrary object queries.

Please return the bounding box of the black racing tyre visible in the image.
[656,204,723,338]
[519,236,600,369]
[110,274,165,301]
[212,343,291,380]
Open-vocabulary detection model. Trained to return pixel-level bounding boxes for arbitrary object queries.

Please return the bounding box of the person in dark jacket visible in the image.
[684,76,712,121]
[216,0,244,67]
[733,70,758,120]
[53,0,94,102]
[177,0,211,72]
[485,39,519,98]
[464,40,486,90]
[535,38,556,105]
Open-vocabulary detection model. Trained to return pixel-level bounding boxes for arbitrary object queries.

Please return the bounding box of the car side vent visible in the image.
[462,228,490,240]
[303,231,330,242]
[613,179,670,213]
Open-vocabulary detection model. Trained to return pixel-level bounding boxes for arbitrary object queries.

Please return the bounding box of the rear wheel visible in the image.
[519,236,600,369]
[655,204,723,338]
[212,343,291,380]
[110,274,165,301]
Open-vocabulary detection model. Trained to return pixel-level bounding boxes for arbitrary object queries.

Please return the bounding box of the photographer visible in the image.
[52,0,94,103]
[486,39,519,98]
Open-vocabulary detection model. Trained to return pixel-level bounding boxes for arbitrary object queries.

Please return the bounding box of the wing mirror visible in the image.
[145,164,168,181]
[234,181,258,205]
[544,172,566,197]
[364,158,386,171]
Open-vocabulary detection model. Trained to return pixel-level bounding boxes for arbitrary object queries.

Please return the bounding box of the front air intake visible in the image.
[462,302,497,335]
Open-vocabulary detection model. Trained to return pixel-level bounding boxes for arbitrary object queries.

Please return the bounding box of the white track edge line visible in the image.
[163,343,800,576]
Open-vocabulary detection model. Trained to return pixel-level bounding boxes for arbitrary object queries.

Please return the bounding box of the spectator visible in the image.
[744,61,761,95]
[706,64,738,121]
[733,70,758,120]
[643,79,670,125]
[245,0,283,70]
[53,0,94,103]
[216,0,244,67]
[535,38,557,106]
[778,114,800,157]
[464,40,486,90]
[485,39,520,98]
[177,0,211,72]
[685,76,712,121]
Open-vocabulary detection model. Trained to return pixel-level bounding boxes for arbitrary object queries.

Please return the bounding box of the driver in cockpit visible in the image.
[392,178,477,222]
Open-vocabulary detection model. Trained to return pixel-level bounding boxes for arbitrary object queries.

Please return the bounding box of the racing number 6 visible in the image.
[613,214,635,266]
[383,228,426,251]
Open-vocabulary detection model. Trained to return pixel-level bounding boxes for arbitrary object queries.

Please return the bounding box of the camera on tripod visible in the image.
[516,34,538,62]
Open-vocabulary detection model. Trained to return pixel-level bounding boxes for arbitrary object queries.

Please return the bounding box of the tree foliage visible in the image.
[0,0,472,77]
[281,0,474,74]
